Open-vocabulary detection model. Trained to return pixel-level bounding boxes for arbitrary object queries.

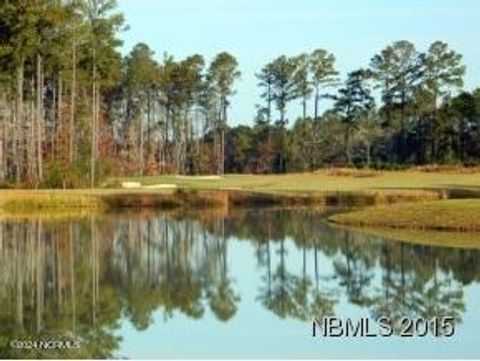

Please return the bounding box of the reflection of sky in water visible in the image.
[116,233,480,359]
[1,209,479,359]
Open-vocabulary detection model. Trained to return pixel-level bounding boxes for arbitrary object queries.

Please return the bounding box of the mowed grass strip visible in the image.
[329,199,480,232]
[115,170,480,193]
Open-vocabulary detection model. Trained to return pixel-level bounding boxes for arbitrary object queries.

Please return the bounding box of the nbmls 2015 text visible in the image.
[312,317,455,338]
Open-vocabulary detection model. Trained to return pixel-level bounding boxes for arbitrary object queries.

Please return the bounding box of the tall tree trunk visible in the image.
[399,89,406,161]
[165,105,170,172]
[147,91,151,158]
[36,54,43,182]
[345,128,351,165]
[55,71,63,159]
[96,81,100,159]
[139,108,144,176]
[29,78,35,180]
[91,48,97,189]
[267,84,272,148]
[70,41,76,164]
[279,107,286,173]
[52,77,57,159]
[0,91,5,180]
[431,88,438,162]
[213,125,218,174]
[14,58,25,183]
[220,98,227,175]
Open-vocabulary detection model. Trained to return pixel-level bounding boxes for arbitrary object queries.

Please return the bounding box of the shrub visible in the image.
[0,180,13,189]
[41,162,65,189]
[321,167,380,178]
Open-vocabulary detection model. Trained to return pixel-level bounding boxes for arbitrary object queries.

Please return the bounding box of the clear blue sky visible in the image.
[118,0,480,125]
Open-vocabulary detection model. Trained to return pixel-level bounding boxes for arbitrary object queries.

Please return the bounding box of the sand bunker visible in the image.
[143,184,178,189]
[121,182,142,188]
[121,182,177,189]
[175,175,223,180]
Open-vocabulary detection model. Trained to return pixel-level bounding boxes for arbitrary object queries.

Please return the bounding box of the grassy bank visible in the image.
[0,191,103,211]
[1,169,480,219]
[329,199,480,232]
[0,187,447,216]
[0,188,329,215]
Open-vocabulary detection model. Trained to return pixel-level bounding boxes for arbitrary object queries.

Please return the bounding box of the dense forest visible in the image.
[0,1,479,188]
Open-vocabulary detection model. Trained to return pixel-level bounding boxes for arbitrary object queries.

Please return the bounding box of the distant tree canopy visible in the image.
[0,1,478,187]
[252,44,475,173]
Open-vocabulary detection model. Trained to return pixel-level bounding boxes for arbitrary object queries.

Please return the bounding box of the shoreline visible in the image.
[329,199,480,232]
[0,186,450,213]
[1,170,480,235]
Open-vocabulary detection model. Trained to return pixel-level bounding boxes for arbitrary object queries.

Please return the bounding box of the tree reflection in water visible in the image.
[0,208,479,357]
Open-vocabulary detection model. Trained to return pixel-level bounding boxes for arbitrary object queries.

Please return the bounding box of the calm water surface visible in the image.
[0,208,479,359]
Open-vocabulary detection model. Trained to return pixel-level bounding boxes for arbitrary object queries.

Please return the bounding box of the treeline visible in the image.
[238,41,479,173]
[0,1,479,188]
[0,0,126,187]
[0,0,241,187]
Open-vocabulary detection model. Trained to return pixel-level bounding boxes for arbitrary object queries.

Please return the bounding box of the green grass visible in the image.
[115,169,480,194]
[329,199,480,232]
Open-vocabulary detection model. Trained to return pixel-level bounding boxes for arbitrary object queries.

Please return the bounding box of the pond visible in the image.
[0,207,479,359]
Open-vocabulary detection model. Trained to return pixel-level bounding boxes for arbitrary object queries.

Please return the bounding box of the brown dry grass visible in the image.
[330,199,480,232]
[319,167,380,178]
[414,164,480,173]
